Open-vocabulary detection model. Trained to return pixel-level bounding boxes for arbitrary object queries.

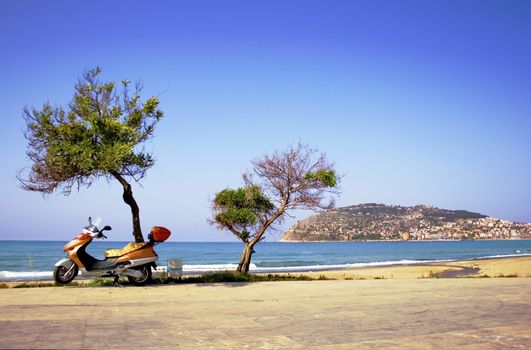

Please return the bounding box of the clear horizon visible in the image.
[1,0,530,241]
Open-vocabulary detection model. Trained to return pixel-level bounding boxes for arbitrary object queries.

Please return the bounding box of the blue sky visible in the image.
[1,0,530,241]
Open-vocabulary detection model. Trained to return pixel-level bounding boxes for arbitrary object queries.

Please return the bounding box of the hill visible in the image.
[281,203,531,241]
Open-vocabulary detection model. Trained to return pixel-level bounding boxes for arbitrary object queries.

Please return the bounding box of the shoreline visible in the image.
[2,255,530,287]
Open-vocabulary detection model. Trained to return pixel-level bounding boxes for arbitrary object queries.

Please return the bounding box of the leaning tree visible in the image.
[18,67,164,242]
[211,143,340,274]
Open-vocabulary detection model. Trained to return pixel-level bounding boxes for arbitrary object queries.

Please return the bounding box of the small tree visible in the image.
[211,143,340,273]
[18,67,163,242]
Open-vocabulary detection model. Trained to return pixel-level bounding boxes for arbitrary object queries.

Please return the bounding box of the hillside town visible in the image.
[281,203,531,241]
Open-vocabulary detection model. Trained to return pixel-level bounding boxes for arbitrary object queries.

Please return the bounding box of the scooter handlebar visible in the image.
[97,225,111,239]
[93,231,107,239]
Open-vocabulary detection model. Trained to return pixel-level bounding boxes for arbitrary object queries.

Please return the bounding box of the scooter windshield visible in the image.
[86,216,103,232]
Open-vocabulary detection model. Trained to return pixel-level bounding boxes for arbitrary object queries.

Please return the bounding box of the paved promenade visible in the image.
[0,279,530,349]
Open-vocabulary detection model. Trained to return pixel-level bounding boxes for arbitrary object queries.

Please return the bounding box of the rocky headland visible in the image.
[281,203,531,241]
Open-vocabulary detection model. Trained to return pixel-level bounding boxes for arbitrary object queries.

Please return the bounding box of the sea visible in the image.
[1,240,531,281]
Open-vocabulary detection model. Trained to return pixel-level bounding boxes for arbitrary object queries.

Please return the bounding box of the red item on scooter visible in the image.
[149,226,171,242]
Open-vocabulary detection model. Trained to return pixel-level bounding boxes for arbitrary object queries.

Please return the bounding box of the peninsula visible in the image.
[281,203,531,241]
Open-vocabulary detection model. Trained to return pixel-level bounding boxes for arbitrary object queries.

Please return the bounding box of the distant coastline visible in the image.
[282,203,531,242]
[279,238,531,243]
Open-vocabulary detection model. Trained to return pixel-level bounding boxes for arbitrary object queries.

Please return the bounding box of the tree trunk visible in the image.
[111,171,144,243]
[235,203,288,275]
[236,242,255,274]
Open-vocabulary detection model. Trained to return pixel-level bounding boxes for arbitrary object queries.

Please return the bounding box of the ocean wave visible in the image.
[183,264,257,272]
[474,253,531,260]
[248,259,449,273]
[0,271,52,280]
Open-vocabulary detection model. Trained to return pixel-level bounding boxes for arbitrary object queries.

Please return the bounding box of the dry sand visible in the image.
[0,256,530,349]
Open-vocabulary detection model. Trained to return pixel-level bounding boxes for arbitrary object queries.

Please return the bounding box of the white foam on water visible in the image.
[0,271,52,280]
[475,253,531,260]
[173,260,445,274]
[249,259,451,273]
[158,263,258,274]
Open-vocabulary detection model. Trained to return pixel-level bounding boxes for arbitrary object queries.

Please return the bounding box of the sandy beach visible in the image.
[300,255,531,280]
[0,256,530,349]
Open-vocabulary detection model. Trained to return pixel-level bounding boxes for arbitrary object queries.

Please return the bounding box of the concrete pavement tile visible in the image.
[1,279,531,349]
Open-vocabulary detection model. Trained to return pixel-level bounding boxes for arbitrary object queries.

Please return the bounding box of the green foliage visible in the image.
[213,186,274,241]
[215,186,274,213]
[14,281,75,288]
[159,272,330,283]
[19,67,164,194]
[305,169,337,187]
[317,274,332,280]
[87,277,127,286]
[187,271,253,283]
[215,208,258,227]
[4,272,338,288]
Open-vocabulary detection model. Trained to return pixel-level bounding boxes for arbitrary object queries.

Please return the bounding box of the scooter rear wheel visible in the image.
[54,263,78,285]
[127,265,152,286]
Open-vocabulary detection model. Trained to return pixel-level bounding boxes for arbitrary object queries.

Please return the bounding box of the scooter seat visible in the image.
[104,242,147,258]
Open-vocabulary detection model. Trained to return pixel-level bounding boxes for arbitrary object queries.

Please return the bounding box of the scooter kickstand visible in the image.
[112,275,124,288]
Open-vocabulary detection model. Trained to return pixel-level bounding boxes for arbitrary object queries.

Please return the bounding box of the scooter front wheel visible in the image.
[127,265,152,286]
[54,263,78,285]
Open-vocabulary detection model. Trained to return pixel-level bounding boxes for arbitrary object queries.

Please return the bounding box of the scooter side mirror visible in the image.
[102,225,112,231]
